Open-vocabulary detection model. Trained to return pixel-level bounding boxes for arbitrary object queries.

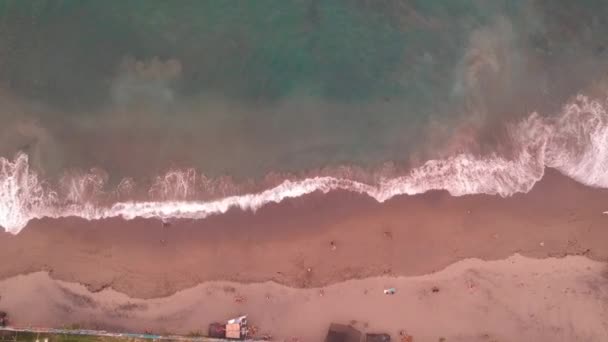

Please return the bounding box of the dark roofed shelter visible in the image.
[325,323,362,342]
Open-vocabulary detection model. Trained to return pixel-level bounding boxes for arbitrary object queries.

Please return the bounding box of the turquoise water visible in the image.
[0,1,607,180]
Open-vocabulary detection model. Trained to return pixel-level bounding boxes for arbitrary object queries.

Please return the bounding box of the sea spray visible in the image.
[1,95,607,234]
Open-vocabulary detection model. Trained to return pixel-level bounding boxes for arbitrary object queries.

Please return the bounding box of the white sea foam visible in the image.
[1,95,607,234]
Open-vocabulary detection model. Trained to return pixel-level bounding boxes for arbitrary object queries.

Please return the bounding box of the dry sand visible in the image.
[0,170,608,340]
[0,255,607,341]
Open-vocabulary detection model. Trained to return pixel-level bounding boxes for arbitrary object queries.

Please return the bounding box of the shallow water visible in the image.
[2,1,608,232]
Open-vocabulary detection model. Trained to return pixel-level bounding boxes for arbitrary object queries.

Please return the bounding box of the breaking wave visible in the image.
[2,95,608,234]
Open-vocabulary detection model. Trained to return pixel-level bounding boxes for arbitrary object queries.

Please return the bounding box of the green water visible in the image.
[0,1,606,179]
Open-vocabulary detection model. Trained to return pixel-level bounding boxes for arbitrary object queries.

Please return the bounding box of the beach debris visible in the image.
[383,288,396,295]
[431,286,440,293]
[248,325,259,336]
[383,231,393,239]
[319,289,325,297]
[540,241,545,247]
[399,330,413,342]
[307,267,312,273]
[208,322,226,339]
[0,311,7,327]
[234,294,247,304]
[466,279,477,293]
[330,240,337,251]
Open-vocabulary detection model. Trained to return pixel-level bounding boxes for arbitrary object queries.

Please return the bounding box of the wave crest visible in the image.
[1,95,607,234]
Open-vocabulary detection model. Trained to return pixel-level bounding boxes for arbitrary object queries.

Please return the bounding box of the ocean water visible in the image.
[1,1,608,233]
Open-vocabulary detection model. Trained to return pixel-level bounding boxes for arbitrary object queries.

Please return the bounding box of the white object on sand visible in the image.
[384,288,396,295]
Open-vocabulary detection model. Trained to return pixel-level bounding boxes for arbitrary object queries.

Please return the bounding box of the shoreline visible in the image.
[0,170,607,299]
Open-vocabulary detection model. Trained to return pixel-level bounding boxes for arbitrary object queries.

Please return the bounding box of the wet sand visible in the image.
[1,170,608,340]
[1,170,607,299]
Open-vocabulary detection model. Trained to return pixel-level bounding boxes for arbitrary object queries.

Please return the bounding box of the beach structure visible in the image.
[325,323,362,342]
[226,316,248,340]
[208,315,249,340]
